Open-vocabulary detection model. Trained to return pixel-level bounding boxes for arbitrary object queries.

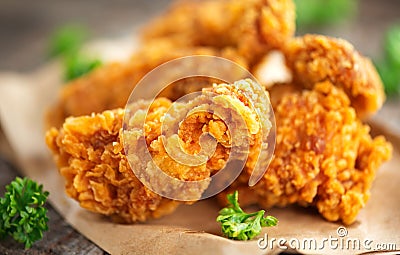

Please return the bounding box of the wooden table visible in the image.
[0,0,399,254]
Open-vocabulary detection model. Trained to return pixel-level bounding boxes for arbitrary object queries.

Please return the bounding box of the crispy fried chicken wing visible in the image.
[46,80,270,223]
[219,81,392,224]
[142,0,295,66]
[283,34,385,118]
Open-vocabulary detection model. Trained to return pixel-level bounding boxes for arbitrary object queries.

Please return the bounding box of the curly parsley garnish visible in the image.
[217,191,277,241]
[0,177,49,249]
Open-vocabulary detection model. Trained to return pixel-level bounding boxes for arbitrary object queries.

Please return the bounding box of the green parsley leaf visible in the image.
[384,25,400,69]
[294,0,357,28]
[376,60,400,96]
[376,25,400,96]
[217,191,277,241]
[48,25,87,58]
[48,24,102,82]
[64,54,102,81]
[0,177,49,249]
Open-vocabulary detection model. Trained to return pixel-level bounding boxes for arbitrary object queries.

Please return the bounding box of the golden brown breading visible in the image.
[283,34,385,118]
[219,81,392,225]
[45,80,270,223]
[142,0,295,66]
[45,40,248,129]
[46,104,180,223]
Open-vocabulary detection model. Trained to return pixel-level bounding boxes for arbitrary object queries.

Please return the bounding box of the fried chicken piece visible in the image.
[46,40,248,129]
[46,0,294,128]
[46,105,181,223]
[283,34,385,118]
[46,79,271,223]
[142,0,295,67]
[219,81,392,225]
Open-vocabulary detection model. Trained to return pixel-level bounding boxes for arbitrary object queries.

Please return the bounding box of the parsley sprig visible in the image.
[217,191,277,240]
[48,25,102,81]
[0,177,49,249]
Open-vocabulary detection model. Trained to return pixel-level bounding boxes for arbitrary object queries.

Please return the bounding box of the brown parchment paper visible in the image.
[0,40,399,255]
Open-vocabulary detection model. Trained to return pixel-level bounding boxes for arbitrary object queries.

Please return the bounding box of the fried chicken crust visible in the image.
[46,105,181,223]
[45,80,269,223]
[219,81,392,224]
[283,34,386,118]
[142,0,295,66]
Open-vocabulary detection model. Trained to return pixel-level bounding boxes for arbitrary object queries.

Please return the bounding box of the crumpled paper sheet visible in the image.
[0,38,399,255]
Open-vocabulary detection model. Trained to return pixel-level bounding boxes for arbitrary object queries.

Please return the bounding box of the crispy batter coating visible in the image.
[45,41,248,129]
[45,80,268,222]
[142,0,295,66]
[283,34,385,118]
[219,81,392,224]
[46,104,180,223]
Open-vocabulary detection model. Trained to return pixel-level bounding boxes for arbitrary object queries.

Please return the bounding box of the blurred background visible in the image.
[0,0,398,71]
[0,0,169,71]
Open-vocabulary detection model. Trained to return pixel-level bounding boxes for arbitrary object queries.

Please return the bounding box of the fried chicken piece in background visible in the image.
[143,1,383,118]
[283,34,385,118]
[45,41,248,129]
[219,81,392,225]
[45,80,270,223]
[142,0,295,67]
[46,0,296,129]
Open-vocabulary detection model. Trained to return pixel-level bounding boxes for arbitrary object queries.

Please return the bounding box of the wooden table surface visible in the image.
[0,0,399,254]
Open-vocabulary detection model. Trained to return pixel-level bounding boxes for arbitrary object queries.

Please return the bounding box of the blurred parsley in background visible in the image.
[64,55,102,82]
[376,25,400,96]
[48,25,102,82]
[294,0,357,28]
[48,25,87,58]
